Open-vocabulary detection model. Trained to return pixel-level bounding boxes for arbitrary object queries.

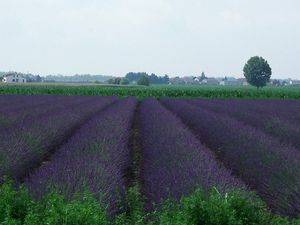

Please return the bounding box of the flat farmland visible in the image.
[1,83,300,99]
[0,95,299,225]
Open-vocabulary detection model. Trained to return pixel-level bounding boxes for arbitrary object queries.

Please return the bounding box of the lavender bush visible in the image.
[25,97,137,214]
[161,98,300,217]
[0,96,86,132]
[201,99,300,125]
[0,96,117,182]
[188,99,300,150]
[139,99,245,210]
[0,95,88,130]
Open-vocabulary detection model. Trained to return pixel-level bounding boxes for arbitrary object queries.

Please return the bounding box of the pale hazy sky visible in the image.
[1,0,300,79]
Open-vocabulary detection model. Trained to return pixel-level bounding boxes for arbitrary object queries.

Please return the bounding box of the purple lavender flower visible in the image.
[139,99,245,210]
[188,99,300,150]
[25,97,137,214]
[161,98,300,217]
[0,96,117,182]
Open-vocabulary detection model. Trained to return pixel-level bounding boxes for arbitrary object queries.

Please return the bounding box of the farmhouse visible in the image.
[2,73,27,83]
[201,78,220,85]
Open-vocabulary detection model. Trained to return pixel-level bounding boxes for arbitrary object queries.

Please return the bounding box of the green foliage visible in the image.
[0,180,109,225]
[125,72,148,83]
[120,78,130,85]
[0,179,33,224]
[25,192,108,225]
[0,84,299,99]
[153,189,299,225]
[0,180,299,225]
[243,56,272,88]
[44,74,113,83]
[137,76,150,86]
[115,186,145,225]
[148,74,169,84]
[107,78,122,85]
[125,72,169,85]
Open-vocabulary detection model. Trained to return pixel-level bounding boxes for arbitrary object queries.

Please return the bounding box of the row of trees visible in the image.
[1,56,273,88]
[108,56,272,88]
[108,72,170,86]
[125,72,169,85]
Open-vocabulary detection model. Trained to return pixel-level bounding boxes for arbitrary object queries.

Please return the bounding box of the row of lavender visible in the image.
[188,99,300,150]
[139,99,245,210]
[0,95,61,128]
[2,97,247,216]
[161,98,300,217]
[0,95,94,131]
[0,95,117,181]
[1,95,300,218]
[25,98,137,214]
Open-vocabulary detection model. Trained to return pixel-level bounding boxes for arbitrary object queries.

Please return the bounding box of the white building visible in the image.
[3,73,27,83]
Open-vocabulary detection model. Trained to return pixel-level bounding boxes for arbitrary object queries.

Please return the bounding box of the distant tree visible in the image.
[148,73,169,84]
[125,72,148,83]
[35,75,42,82]
[162,74,170,84]
[243,56,272,88]
[149,73,158,84]
[137,75,150,86]
[120,78,130,85]
[108,77,122,85]
[107,78,115,84]
[114,78,122,85]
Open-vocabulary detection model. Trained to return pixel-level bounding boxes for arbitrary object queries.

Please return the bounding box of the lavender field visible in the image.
[0,95,299,224]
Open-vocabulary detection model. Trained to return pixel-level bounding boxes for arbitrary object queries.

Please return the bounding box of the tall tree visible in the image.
[137,75,150,86]
[243,56,272,88]
[125,72,148,83]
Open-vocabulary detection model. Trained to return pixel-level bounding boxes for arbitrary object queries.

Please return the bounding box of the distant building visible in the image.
[288,79,300,86]
[169,76,185,85]
[270,78,300,86]
[237,78,248,86]
[2,73,27,83]
[181,76,198,85]
[201,78,220,85]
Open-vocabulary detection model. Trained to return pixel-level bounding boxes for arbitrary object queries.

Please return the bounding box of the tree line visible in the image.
[108,72,170,86]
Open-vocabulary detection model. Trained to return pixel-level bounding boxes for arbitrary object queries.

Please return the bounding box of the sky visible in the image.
[0,0,300,79]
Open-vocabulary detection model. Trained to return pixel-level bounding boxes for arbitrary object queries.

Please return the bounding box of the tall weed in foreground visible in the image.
[115,185,145,225]
[0,179,109,225]
[0,180,299,225]
[152,189,300,225]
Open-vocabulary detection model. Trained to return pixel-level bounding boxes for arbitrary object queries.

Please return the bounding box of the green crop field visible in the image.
[1,83,300,99]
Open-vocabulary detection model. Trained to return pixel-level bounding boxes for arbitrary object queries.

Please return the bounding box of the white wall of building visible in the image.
[3,74,27,83]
